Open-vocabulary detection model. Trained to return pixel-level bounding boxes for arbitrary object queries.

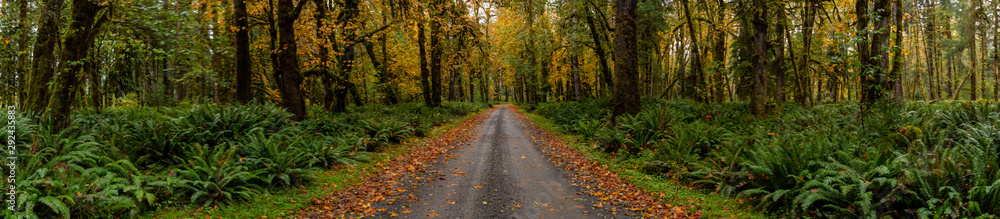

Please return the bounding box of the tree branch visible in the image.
[354,24,393,44]
[293,0,310,17]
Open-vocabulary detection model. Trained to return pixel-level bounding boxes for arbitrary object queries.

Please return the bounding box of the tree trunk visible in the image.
[890,0,903,102]
[712,0,727,103]
[943,13,954,99]
[572,54,582,100]
[612,0,640,119]
[312,0,333,110]
[800,0,817,107]
[234,0,252,103]
[25,0,65,112]
[333,0,362,112]
[469,70,475,102]
[857,0,870,103]
[525,0,537,104]
[276,0,307,119]
[17,0,30,107]
[775,4,787,104]
[48,0,109,127]
[991,1,998,101]
[923,2,938,100]
[585,10,613,94]
[418,21,432,107]
[858,0,892,104]
[967,0,980,100]
[429,0,444,107]
[366,39,398,104]
[680,0,705,102]
[87,51,101,109]
[750,0,768,116]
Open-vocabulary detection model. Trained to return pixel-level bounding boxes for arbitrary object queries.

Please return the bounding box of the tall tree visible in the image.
[584,6,613,95]
[774,1,787,104]
[711,0,727,103]
[25,0,65,112]
[523,0,538,104]
[366,39,398,104]
[749,0,768,115]
[371,3,398,105]
[923,1,939,100]
[429,0,445,107]
[234,0,252,103]
[857,0,893,104]
[680,0,705,102]
[16,0,30,106]
[967,0,980,100]
[890,0,903,101]
[994,1,999,100]
[612,0,640,118]
[419,20,432,107]
[48,0,111,126]
[275,0,309,119]
[332,0,364,112]
[799,0,817,107]
[572,54,582,100]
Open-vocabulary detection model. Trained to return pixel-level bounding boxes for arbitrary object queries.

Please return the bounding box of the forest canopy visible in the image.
[0,0,998,119]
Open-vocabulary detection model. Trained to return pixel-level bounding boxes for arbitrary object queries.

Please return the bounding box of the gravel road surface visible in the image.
[381,105,629,218]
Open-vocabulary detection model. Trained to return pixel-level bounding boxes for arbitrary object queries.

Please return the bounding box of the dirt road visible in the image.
[380,105,628,218]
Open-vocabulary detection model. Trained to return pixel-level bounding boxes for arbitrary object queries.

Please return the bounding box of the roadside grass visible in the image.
[145,110,484,219]
[523,112,767,219]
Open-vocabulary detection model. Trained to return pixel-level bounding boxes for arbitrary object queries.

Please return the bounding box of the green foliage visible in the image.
[299,135,372,168]
[175,144,260,207]
[647,121,734,172]
[6,101,485,217]
[237,130,315,187]
[535,99,1000,217]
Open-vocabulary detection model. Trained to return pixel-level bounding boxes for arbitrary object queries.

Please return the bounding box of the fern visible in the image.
[175,144,261,207]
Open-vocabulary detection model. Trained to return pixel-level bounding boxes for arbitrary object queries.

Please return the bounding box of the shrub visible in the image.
[236,130,317,187]
[300,135,371,168]
[646,121,733,173]
[175,144,261,207]
[536,99,1000,217]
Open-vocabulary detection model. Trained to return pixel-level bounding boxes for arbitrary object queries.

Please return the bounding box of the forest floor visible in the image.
[299,105,696,218]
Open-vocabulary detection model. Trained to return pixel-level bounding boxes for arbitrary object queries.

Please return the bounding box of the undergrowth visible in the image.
[2,101,488,218]
[530,98,1000,218]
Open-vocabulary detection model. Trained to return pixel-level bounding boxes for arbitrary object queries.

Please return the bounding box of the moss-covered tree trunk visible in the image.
[967,0,980,100]
[48,0,110,127]
[750,0,769,116]
[25,0,64,112]
[612,0,640,118]
[799,0,817,107]
[16,0,30,107]
[856,0,892,104]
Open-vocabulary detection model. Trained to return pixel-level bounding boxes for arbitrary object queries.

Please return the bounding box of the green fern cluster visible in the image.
[535,99,1000,218]
[6,101,485,218]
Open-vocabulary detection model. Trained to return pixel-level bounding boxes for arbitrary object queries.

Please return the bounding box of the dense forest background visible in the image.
[1,0,998,121]
[2,0,1000,217]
